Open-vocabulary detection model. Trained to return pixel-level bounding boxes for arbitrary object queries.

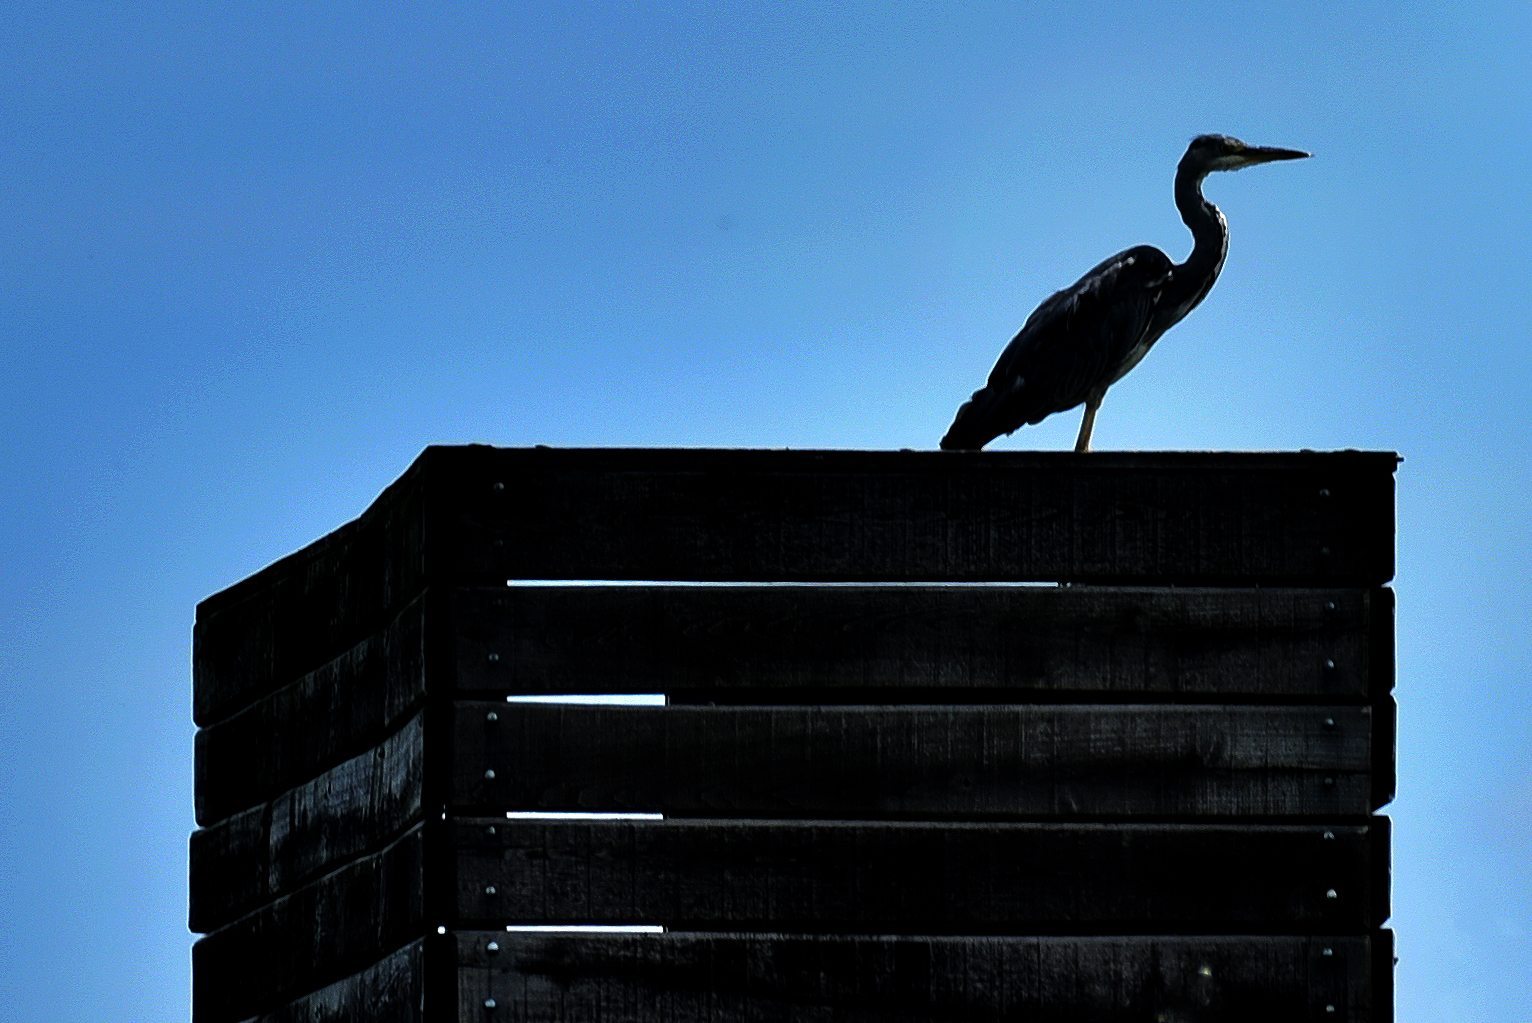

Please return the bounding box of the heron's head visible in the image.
[1182,134,1310,175]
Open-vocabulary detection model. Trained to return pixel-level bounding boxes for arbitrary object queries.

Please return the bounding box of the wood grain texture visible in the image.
[452,585,1385,700]
[187,446,1400,1021]
[195,593,428,823]
[1369,588,1398,808]
[235,940,425,1023]
[195,448,1398,726]
[191,713,427,934]
[193,825,430,1023]
[448,818,1386,932]
[436,448,1397,586]
[454,931,1385,1022]
[1372,927,1396,1023]
[193,462,431,725]
[452,703,1375,819]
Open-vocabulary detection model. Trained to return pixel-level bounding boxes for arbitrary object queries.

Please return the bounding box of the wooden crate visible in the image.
[190,447,1397,1022]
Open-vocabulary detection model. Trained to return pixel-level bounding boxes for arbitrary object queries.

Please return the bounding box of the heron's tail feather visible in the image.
[939,387,1001,451]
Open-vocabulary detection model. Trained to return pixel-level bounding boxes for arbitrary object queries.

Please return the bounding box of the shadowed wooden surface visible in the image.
[190,448,1398,1021]
[451,702,1375,819]
[194,592,429,825]
[193,826,431,1023]
[453,931,1386,1023]
[452,584,1388,701]
[235,940,427,1023]
[194,448,1397,725]
[192,583,1391,830]
[449,817,1387,932]
[190,713,426,933]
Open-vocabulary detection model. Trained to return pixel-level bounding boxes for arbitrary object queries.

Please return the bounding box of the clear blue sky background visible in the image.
[2,3,1528,1019]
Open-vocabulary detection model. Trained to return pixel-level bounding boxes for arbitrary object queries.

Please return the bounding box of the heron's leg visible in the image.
[1074,393,1103,453]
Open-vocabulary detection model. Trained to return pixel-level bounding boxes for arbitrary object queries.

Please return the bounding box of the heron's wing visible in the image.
[942,246,1171,449]
[988,245,1171,405]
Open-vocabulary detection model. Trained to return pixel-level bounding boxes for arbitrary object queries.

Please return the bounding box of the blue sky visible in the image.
[2,3,1528,1019]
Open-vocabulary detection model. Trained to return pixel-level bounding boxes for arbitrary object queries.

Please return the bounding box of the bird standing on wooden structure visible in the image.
[940,134,1309,452]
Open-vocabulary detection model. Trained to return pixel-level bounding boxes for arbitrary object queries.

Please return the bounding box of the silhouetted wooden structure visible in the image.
[190,447,1398,1021]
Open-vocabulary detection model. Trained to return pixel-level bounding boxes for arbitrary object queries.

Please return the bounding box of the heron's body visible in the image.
[940,135,1307,452]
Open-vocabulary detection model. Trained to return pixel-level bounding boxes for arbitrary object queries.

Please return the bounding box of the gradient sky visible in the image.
[3,3,1529,1019]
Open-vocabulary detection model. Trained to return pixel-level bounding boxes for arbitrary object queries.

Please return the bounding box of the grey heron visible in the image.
[940,134,1309,452]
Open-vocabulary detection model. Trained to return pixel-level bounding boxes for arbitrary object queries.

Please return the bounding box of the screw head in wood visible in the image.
[486,711,498,722]
[1323,830,1336,840]
[484,884,497,896]
[1325,600,1337,612]
[488,652,501,663]
[484,997,497,1009]
[1324,658,1337,671]
[1197,964,1212,977]
[437,925,447,935]
[1324,717,1336,729]
[1322,946,1334,956]
[484,768,496,780]
[492,482,506,493]
[1325,888,1339,900]
[1326,1005,1336,1014]
[1319,488,1331,498]
[486,940,500,953]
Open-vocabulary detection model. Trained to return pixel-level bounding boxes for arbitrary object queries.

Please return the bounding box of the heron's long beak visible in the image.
[1239,145,1310,166]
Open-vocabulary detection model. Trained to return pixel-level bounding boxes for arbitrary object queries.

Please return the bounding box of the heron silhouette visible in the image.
[940,134,1309,452]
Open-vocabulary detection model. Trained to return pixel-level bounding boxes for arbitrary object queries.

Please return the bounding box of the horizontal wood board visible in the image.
[193,585,1392,833]
[194,464,431,726]
[193,826,433,1023]
[195,593,429,822]
[192,698,1391,936]
[454,584,1387,701]
[197,820,1391,1018]
[189,447,1399,1021]
[195,448,1397,724]
[452,702,1376,819]
[234,940,427,1023]
[450,817,1387,932]
[194,582,1389,765]
[219,931,1390,1023]
[454,931,1386,1022]
[191,712,427,933]
[436,448,1397,585]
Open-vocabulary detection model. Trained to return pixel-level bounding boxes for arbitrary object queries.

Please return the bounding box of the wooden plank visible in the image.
[193,825,431,1023]
[1372,926,1396,1023]
[435,448,1397,586]
[196,593,429,823]
[452,585,1383,700]
[1370,587,1398,807]
[195,449,1398,727]
[191,713,427,934]
[188,804,266,937]
[453,703,1375,819]
[236,940,425,1023]
[1372,695,1397,810]
[1371,814,1394,926]
[193,460,431,725]
[448,818,1385,932]
[454,931,1385,1022]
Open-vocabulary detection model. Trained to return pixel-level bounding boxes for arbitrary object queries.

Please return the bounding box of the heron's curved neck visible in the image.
[1168,161,1228,311]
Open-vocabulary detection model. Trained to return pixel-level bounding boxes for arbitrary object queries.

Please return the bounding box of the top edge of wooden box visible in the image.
[198,446,1400,619]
